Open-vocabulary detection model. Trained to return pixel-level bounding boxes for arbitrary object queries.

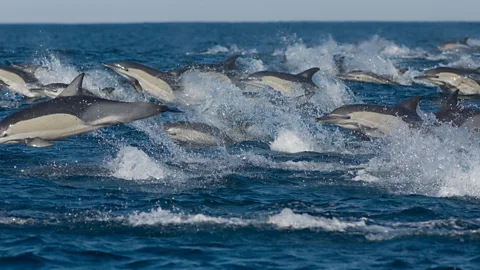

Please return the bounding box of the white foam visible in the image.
[108,146,169,181]
[127,207,246,226]
[353,121,480,198]
[268,208,387,233]
[270,130,313,153]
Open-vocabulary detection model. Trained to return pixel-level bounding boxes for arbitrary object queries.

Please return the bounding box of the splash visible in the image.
[108,146,170,181]
[270,130,313,153]
[353,121,480,198]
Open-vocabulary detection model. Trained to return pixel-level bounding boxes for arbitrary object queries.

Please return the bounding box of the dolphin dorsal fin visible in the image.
[221,55,239,70]
[296,67,320,82]
[394,96,421,112]
[58,73,85,97]
[460,36,470,45]
[438,90,459,114]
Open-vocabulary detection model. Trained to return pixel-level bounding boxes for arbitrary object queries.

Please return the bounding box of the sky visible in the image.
[0,0,478,23]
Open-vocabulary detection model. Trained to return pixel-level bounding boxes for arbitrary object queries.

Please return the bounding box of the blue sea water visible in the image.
[1,22,480,269]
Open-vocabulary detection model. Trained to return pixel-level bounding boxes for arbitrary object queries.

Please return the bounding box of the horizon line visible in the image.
[0,20,478,25]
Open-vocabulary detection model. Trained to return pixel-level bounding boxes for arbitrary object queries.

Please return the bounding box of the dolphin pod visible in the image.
[0,73,181,147]
[4,41,480,148]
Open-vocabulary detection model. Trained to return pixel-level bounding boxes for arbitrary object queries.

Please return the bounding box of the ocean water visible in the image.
[1,22,480,269]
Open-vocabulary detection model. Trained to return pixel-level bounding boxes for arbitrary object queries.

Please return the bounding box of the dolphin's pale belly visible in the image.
[247,76,303,97]
[1,114,101,143]
[328,112,409,137]
[129,70,175,101]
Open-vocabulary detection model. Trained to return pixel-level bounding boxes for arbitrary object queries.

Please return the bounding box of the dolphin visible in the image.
[0,66,42,97]
[0,73,181,147]
[435,90,480,129]
[437,37,472,51]
[29,83,115,98]
[242,68,320,100]
[169,55,242,84]
[414,67,480,95]
[316,96,422,137]
[164,122,234,147]
[102,62,178,102]
[169,55,240,77]
[336,70,401,85]
[11,63,48,77]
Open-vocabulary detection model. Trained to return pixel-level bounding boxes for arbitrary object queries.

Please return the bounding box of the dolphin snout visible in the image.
[102,62,115,69]
[316,114,350,123]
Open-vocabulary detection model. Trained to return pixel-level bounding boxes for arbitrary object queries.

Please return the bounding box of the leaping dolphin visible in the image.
[242,67,320,100]
[0,73,181,147]
[415,67,480,95]
[316,96,422,137]
[102,62,179,102]
[0,66,42,97]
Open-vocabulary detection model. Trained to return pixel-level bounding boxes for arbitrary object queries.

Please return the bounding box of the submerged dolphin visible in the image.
[11,63,48,77]
[415,67,480,95]
[29,83,115,98]
[242,68,320,100]
[0,73,180,147]
[437,37,472,51]
[170,55,240,77]
[316,96,422,137]
[103,62,178,102]
[164,122,234,147]
[435,90,480,129]
[336,70,402,85]
[0,66,42,97]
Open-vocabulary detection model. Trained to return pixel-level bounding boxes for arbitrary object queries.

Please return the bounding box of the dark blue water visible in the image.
[1,22,480,269]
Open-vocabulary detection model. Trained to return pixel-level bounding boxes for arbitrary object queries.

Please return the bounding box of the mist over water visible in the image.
[1,22,480,269]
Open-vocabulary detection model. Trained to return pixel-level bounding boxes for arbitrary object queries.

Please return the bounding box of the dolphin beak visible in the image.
[316,115,350,123]
[102,62,116,70]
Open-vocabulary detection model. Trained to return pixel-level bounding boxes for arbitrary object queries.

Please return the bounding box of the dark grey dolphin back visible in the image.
[81,101,174,125]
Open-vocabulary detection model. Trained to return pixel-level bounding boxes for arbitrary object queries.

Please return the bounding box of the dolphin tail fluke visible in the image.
[394,96,422,112]
[297,67,320,82]
[58,73,85,97]
[221,55,240,70]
